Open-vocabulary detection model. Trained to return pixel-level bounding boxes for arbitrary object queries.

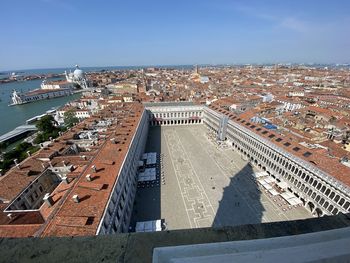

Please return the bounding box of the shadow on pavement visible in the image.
[213,163,265,227]
[130,126,162,231]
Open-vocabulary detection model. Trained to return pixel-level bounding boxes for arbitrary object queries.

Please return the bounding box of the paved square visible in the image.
[130,125,312,230]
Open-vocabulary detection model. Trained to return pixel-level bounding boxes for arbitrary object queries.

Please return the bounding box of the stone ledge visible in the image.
[0,213,349,263]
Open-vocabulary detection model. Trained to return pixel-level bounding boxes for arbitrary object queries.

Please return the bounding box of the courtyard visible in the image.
[130,125,312,231]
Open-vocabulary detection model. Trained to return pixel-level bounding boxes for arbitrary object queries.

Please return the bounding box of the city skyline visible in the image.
[1,0,350,71]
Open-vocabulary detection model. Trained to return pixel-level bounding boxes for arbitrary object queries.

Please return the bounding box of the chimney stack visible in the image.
[27,151,31,157]
[86,174,92,181]
[72,194,80,203]
[91,165,96,173]
[13,159,20,169]
[43,193,54,207]
[62,160,66,167]
[48,161,53,168]
[7,213,13,220]
[49,137,53,142]
[62,176,68,184]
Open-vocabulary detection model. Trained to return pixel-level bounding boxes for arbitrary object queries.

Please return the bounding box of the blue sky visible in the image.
[1,0,349,70]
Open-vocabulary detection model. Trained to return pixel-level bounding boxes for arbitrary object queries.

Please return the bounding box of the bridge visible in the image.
[0,125,37,144]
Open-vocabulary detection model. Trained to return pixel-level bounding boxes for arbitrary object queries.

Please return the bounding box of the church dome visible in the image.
[73,65,84,78]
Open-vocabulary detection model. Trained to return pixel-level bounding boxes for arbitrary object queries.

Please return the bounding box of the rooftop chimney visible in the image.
[7,213,13,220]
[27,151,31,157]
[86,174,92,181]
[49,137,53,142]
[62,176,68,184]
[43,193,54,207]
[91,165,96,173]
[62,160,67,167]
[72,194,80,203]
[13,159,20,169]
[48,161,53,168]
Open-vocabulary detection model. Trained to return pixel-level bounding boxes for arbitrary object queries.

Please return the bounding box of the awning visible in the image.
[264,177,275,184]
[138,167,157,182]
[268,188,279,196]
[135,220,162,232]
[276,181,288,189]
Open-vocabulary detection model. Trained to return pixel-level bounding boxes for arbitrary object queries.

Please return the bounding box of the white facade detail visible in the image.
[65,65,89,89]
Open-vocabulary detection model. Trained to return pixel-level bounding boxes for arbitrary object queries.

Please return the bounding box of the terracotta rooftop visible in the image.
[41,102,143,237]
[0,102,144,238]
[209,104,350,188]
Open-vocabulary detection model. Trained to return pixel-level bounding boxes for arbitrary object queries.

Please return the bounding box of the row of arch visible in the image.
[204,112,350,216]
[151,111,202,119]
[150,118,202,126]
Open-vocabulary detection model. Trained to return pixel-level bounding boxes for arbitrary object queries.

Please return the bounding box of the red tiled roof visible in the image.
[0,102,144,238]
[209,104,350,187]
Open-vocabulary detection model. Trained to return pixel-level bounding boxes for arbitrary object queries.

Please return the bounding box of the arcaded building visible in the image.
[0,101,349,238]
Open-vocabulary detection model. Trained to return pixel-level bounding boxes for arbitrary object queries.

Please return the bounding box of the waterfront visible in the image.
[0,65,193,79]
[0,65,194,136]
[0,79,81,135]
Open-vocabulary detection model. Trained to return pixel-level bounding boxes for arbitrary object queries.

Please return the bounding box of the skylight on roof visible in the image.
[303,151,312,157]
[293,147,300,152]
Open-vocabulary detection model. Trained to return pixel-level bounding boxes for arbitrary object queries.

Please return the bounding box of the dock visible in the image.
[0,125,37,144]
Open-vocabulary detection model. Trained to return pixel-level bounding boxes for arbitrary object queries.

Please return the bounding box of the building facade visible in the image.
[97,108,149,234]
[1,101,349,238]
[145,102,204,126]
[144,102,350,218]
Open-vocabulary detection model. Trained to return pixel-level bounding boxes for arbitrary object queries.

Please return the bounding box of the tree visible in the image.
[34,115,60,144]
[36,115,56,133]
[64,110,79,128]
[0,142,5,154]
[33,133,44,144]
[0,142,39,173]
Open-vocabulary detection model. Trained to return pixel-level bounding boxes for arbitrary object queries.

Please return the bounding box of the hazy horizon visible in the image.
[2,61,350,73]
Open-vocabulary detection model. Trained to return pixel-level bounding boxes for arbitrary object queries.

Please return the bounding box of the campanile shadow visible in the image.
[212,163,265,227]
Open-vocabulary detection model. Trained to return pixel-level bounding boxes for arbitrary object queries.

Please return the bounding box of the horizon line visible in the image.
[1,62,350,73]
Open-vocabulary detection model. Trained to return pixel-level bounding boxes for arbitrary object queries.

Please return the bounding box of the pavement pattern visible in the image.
[130,125,312,231]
